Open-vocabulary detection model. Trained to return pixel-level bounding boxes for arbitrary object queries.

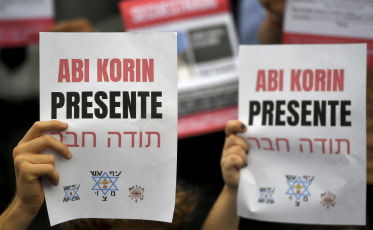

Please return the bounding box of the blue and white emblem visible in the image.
[258,187,275,204]
[286,175,314,206]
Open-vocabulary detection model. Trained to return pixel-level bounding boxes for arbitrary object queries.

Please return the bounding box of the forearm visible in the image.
[259,13,283,44]
[0,196,37,230]
[201,185,240,230]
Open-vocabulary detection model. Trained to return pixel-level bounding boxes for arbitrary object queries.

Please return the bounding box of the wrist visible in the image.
[0,195,38,230]
[14,194,40,216]
[223,184,238,195]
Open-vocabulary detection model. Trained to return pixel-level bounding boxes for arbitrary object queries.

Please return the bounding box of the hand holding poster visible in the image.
[40,32,177,225]
[237,44,366,225]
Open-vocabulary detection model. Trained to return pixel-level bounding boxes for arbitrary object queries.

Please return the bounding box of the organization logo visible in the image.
[258,187,275,204]
[285,175,314,206]
[63,184,80,202]
[320,191,336,209]
[129,185,145,202]
[91,171,122,201]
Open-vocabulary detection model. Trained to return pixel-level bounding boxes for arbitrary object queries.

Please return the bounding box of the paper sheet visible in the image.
[237,44,366,225]
[40,32,177,226]
[283,0,373,68]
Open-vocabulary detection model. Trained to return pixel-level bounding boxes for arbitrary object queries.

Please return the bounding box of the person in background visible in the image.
[237,0,265,45]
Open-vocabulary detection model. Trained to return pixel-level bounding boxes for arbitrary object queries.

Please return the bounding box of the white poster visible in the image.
[40,32,177,226]
[237,44,366,225]
[283,0,373,68]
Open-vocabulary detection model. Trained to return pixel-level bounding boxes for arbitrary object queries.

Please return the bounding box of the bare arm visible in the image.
[258,0,285,44]
[201,120,249,230]
[259,13,283,44]
[0,121,71,230]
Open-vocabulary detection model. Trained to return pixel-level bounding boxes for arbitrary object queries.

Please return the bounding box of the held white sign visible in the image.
[237,44,366,225]
[283,0,373,68]
[40,32,177,225]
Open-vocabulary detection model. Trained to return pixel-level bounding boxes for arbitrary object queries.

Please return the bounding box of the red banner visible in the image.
[119,0,230,30]
[178,106,237,138]
[0,17,54,47]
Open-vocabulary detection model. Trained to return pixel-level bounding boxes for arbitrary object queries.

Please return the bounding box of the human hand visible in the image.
[221,120,249,190]
[47,18,94,32]
[259,0,285,23]
[12,121,71,215]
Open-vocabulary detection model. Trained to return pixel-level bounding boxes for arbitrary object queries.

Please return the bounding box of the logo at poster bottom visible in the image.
[258,187,275,204]
[285,175,314,207]
[63,184,80,202]
[129,185,144,202]
[91,171,122,201]
[320,191,336,209]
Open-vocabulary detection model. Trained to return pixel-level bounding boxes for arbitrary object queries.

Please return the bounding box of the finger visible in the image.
[75,19,94,32]
[223,134,249,153]
[221,153,245,172]
[47,19,93,32]
[56,22,90,32]
[19,121,68,145]
[20,163,60,186]
[225,120,247,136]
[47,21,71,32]
[17,135,71,159]
[14,154,55,171]
[222,145,248,166]
[47,19,79,32]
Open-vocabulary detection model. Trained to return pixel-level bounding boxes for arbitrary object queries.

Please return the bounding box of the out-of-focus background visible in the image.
[0,0,372,229]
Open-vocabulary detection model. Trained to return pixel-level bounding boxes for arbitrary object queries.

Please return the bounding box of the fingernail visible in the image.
[67,151,73,159]
[240,123,246,130]
[61,122,68,128]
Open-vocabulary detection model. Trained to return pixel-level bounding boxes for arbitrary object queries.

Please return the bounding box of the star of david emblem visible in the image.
[92,172,119,195]
[259,188,275,204]
[64,185,80,201]
[286,176,312,200]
